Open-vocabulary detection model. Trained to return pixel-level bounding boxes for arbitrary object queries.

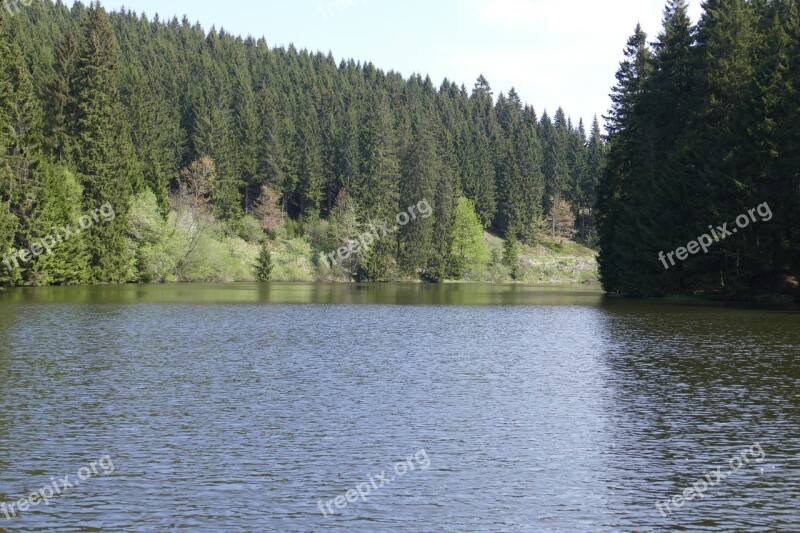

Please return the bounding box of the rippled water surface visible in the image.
[0,283,798,531]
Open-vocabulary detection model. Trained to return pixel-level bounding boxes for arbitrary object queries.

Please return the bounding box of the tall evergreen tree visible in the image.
[583,116,605,240]
[398,109,438,273]
[0,9,20,285]
[73,2,138,282]
[44,30,80,163]
[597,24,653,294]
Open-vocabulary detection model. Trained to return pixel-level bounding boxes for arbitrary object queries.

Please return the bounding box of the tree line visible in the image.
[0,0,604,286]
[598,0,799,300]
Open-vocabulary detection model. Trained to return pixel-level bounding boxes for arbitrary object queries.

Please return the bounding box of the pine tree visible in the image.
[780,0,800,291]
[293,104,324,218]
[494,91,525,237]
[518,105,545,241]
[468,76,497,226]
[567,119,588,224]
[355,91,399,218]
[4,39,43,219]
[541,110,569,215]
[624,0,696,296]
[425,169,456,281]
[597,24,652,294]
[124,59,186,208]
[44,30,80,163]
[255,84,289,207]
[398,109,438,273]
[73,2,138,282]
[0,9,20,286]
[503,230,521,280]
[0,31,45,285]
[254,243,273,281]
[468,123,496,227]
[583,116,605,242]
[231,56,260,210]
[688,0,758,292]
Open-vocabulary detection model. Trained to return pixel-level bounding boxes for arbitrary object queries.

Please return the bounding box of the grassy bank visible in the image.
[261,231,598,284]
[122,189,600,285]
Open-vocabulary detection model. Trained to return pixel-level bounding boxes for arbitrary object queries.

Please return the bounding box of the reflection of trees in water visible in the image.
[596,301,798,523]
[0,303,19,476]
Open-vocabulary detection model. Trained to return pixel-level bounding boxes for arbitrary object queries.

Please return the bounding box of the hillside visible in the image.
[0,1,603,286]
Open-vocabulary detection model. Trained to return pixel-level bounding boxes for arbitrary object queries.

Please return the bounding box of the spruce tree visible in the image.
[689,0,758,292]
[73,2,138,282]
[584,116,605,242]
[503,230,521,280]
[0,10,20,286]
[597,24,652,294]
[44,30,80,163]
[541,110,569,216]
[398,109,438,273]
[293,103,324,218]
[254,243,273,281]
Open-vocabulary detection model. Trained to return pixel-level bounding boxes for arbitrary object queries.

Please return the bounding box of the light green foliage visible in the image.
[23,164,90,285]
[451,197,490,275]
[127,190,259,282]
[271,236,315,282]
[127,189,174,282]
[235,214,264,244]
[325,191,361,275]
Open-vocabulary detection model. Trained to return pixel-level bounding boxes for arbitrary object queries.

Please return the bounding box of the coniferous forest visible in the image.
[598,0,800,300]
[2,0,797,300]
[0,0,604,286]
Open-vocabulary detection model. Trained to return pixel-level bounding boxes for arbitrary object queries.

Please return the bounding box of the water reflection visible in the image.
[0,282,605,306]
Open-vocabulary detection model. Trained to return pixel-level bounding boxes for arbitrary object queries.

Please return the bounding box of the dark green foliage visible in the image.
[582,117,605,244]
[0,10,20,286]
[503,231,521,280]
[598,0,800,300]
[398,110,438,273]
[44,30,80,164]
[73,3,137,282]
[254,244,273,282]
[355,240,394,282]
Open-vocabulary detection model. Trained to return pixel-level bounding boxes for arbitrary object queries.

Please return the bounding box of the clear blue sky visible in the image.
[75,0,702,128]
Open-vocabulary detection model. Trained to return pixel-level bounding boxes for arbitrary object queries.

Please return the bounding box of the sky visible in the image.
[71,0,703,128]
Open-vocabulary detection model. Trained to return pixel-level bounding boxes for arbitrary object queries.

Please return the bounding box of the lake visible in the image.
[0,283,798,531]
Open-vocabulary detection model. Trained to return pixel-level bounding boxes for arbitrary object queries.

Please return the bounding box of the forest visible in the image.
[598,0,800,300]
[0,0,604,286]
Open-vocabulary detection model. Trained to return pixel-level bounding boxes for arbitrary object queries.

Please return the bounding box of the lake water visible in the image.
[0,283,798,531]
